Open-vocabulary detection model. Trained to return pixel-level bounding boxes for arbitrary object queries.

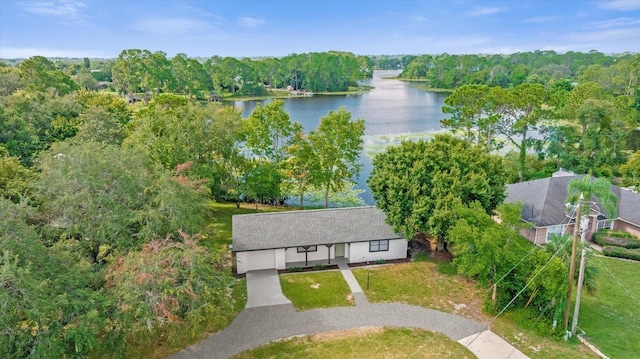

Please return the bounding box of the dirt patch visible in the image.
[311,327,385,342]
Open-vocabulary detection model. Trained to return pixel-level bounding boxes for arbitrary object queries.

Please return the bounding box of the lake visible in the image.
[228,70,450,205]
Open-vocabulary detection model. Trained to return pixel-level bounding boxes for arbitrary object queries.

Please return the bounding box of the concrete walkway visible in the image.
[245,269,291,308]
[338,262,369,306]
[171,265,529,359]
[459,330,528,359]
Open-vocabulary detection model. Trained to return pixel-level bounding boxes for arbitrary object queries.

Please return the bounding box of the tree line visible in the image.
[398,51,639,94]
[110,50,373,99]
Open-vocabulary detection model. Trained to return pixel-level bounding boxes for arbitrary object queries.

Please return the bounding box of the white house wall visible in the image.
[236,249,277,274]
[348,239,407,263]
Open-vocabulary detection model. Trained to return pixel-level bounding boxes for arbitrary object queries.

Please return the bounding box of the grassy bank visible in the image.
[232,327,476,359]
[576,256,640,358]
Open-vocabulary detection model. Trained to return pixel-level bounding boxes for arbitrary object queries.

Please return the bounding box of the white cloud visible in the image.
[131,17,212,34]
[0,47,109,59]
[467,7,506,17]
[596,0,640,11]
[21,0,86,18]
[522,16,558,24]
[480,46,525,54]
[411,15,428,22]
[238,16,264,28]
[588,17,640,29]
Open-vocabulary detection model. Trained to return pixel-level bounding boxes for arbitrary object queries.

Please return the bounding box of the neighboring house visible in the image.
[232,206,407,274]
[505,172,640,245]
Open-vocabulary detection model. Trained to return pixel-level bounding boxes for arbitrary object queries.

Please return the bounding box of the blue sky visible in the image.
[1,0,639,59]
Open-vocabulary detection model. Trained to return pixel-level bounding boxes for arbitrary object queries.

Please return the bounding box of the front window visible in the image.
[597,219,613,230]
[546,225,565,243]
[369,240,389,252]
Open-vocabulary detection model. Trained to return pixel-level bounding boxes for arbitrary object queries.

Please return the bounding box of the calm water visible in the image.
[228,70,449,204]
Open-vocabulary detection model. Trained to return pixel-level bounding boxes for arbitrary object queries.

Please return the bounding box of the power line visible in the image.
[595,255,640,308]
[405,243,540,359]
[462,234,573,350]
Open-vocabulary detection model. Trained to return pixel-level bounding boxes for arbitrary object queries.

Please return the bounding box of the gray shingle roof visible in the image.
[232,206,402,252]
[505,175,640,227]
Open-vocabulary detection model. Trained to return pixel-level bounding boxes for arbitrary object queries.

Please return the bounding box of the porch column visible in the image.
[326,244,333,265]
[303,246,310,266]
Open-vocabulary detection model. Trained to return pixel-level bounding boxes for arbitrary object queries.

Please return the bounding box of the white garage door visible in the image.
[245,250,276,271]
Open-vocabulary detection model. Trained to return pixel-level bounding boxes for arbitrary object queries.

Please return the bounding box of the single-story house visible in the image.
[505,171,640,245]
[232,206,407,274]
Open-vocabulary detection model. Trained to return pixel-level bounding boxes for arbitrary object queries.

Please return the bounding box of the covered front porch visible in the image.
[285,256,348,269]
[284,242,350,268]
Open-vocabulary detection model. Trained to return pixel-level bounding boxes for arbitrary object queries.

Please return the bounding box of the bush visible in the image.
[313,264,326,271]
[602,246,640,261]
[288,267,303,272]
[593,230,640,249]
[373,259,386,265]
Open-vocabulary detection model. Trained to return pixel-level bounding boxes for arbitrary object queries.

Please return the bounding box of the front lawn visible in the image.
[577,256,640,359]
[232,327,476,359]
[354,261,597,359]
[352,261,485,321]
[280,271,355,310]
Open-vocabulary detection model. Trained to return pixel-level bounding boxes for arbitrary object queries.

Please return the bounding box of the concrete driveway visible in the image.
[245,269,292,308]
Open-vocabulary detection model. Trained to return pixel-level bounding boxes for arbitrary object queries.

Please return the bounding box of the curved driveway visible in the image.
[171,265,528,359]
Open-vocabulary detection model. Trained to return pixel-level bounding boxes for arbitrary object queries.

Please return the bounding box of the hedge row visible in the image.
[593,230,640,249]
[602,246,640,261]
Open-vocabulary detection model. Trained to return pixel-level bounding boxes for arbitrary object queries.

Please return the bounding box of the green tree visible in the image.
[37,141,207,263]
[104,236,234,350]
[368,134,506,251]
[282,131,317,208]
[620,151,640,189]
[19,56,77,96]
[0,199,112,358]
[242,160,283,208]
[441,84,496,148]
[243,99,301,164]
[495,83,549,182]
[308,107,365,208]
[0,147,33,203]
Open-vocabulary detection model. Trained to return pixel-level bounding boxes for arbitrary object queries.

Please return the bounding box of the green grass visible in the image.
[577,256,640,359]
[232,327,476,359]
[353,262,484,320]
[353,262,598,359]
[280,271,355,310]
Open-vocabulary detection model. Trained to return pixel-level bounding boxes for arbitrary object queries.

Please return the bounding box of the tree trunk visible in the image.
[518,130,527,183]
[324,183,330,209]
[299,192,304,209]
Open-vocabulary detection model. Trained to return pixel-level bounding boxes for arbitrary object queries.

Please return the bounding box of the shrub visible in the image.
[288,267,303,272]
[373,259,386,265]
[593,230,640,249]
[313,264,326,271]
[602,246,640,261]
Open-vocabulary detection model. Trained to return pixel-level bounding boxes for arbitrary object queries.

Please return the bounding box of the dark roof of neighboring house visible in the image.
[505,175,640,227]
[613,186,640,227]
[232,206,402,252]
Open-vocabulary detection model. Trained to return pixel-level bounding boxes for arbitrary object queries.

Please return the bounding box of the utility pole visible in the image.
[572,243,587,337]
[564,193,583,331]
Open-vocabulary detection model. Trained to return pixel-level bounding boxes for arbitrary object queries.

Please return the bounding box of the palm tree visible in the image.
[563,175,617,334]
